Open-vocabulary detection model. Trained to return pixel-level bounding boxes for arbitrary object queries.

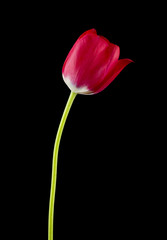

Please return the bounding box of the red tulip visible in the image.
[62,29,133,95]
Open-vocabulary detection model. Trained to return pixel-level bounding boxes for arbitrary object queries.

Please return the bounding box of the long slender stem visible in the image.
[48,91,77,240]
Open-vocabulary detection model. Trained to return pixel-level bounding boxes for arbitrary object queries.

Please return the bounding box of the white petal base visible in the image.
[62,75,92,94]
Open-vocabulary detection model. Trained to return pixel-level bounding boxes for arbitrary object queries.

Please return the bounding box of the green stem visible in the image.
[48,91,77,240]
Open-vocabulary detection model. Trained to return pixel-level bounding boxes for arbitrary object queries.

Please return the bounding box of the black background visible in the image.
[4,1,159,239]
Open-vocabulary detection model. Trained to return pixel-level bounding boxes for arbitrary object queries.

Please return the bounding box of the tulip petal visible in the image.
[93,59,133,94]
[78,29,97,40]
[62,29,97,76]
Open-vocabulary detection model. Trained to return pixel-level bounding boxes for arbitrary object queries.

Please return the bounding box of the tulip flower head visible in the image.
[62,29,133,95]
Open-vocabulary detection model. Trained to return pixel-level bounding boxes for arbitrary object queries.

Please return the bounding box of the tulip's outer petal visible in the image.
[92,59,133,94]
[78,29,97,40]
[62,30,120,94]
[62,29,97,78]
[103,42,120,75]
